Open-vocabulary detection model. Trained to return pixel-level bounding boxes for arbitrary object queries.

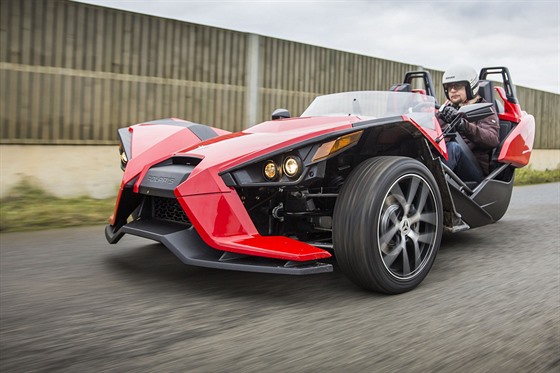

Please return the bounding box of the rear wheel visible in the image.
[333,156,443,294]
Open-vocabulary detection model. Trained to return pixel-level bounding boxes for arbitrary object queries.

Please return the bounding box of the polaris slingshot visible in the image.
[105,67,535,294]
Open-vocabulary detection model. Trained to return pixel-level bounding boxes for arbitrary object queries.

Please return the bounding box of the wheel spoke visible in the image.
[408,229,434,244]
[410,211,437,225]
[383,239,405,268]
[415,183,430,214]
[386,207,400,225]
[402,239,411,275]
[389,183,408,214]
[406,177,420,208]
[413,237,422,269]
[407,231,423,269]
[419,212,437,225]
[379,224,400,252]
[417,232,435,244]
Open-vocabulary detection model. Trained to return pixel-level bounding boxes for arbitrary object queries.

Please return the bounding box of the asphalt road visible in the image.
[1,183,559,372]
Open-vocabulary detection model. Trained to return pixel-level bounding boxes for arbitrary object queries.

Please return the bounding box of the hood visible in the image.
[176,116,357,175]
[123,115,357,195]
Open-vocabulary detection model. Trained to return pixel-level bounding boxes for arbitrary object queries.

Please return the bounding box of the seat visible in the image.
[478,80,511,141]
[478,80,497,110]
[478,80,515,171]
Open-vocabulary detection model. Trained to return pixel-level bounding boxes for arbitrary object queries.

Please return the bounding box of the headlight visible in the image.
[119,144,128,170]
[283,156,301,178]
[117,128,132,172]
[263,160,279,180]
[120,150,128,163]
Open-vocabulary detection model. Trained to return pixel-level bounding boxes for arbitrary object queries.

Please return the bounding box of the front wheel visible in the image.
[333,157,443,294]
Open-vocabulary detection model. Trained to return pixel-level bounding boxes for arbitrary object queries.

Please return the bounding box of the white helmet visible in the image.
[442,65,479,100]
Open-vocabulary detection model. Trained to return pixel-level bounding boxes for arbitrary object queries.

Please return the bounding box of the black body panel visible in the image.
[138,164,195,198]
[472,177,515,222]
[105,220,333,275]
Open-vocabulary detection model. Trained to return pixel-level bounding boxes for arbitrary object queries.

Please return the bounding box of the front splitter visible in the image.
[105,219,333,275]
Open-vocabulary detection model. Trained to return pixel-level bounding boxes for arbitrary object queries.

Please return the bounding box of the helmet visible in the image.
[442,65,479,100]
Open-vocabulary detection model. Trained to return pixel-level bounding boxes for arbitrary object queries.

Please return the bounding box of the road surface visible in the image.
[1,183,559,372]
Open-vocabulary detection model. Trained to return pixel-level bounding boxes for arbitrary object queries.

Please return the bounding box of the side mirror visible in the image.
[458,103,494,122]
[271,108,291,120]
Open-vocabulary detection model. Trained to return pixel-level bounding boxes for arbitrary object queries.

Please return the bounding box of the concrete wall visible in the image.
[526,150,560,171]
[1,145,558,199]
[0,145,122,199]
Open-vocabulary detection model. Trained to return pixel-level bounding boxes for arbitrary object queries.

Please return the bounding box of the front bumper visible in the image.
[109,153,333,274]
[105,219,333,275]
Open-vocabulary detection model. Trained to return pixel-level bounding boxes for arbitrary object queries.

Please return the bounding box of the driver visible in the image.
[437,65,500,182]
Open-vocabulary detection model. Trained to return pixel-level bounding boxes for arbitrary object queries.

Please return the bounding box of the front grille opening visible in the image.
[152,196,191,225]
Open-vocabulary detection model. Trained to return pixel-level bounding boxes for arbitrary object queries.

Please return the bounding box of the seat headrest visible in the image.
[478,80,495,103]
[388,83,412,93]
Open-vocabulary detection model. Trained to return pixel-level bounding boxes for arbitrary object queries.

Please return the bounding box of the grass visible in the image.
[0,180,115,233]
[513,166,560,185]
[1,167,559,233]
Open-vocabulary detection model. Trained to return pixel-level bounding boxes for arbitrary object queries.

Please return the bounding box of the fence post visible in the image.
[246,33,260,128]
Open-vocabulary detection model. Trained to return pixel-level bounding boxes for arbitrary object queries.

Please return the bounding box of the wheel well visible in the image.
[325,124,457,228]
[357,122,421,158]
[316,125,424,197]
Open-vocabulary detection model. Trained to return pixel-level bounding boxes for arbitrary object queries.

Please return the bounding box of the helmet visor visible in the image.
[444,82,466,91]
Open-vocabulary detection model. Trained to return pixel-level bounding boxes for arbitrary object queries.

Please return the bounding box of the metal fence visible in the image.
[1,0,558,148]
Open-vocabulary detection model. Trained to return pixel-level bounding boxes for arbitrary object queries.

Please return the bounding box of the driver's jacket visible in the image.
[437,96,500,175]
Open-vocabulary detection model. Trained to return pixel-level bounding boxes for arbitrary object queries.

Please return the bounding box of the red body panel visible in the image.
[495,87,522,123]
[178,193,330,260]
[112,116,355,259]
[130,120,197,157]
[489,86,534,167]
[403,114,448,159]
[171,117,355,260]
[498,113,535,167]
[172,116,355,194]
[110,124,214,225]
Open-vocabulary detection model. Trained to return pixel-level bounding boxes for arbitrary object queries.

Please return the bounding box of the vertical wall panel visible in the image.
[6,72,17,138]
[9,1,21,64]
[21,0,32,65]
[0,0,9,63]
[39,73,51,140]
[0,69,8,138]
[29,71,41,139]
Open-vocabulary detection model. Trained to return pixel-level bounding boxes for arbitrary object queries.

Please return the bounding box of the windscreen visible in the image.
[301,91,436,129]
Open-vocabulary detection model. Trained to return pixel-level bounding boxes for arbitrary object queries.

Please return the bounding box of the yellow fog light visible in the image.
[283,156,301,178]
[263,160,279,180]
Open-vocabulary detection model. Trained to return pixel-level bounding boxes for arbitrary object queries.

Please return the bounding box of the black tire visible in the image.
[333,156,443,294]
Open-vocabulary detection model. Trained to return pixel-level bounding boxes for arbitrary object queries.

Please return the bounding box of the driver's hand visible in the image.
[440,105,458,123]
[456,118,468,133]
